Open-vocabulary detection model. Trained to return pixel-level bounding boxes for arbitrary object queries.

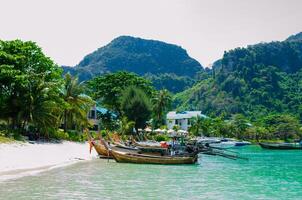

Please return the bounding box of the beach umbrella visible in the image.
[167,129,175,134]
[154,128,164,133]
[168,132,177,137]
[144,127,152,132]
[177,130,188,135]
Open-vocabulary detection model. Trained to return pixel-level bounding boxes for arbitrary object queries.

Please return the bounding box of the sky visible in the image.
[1,0,302,67]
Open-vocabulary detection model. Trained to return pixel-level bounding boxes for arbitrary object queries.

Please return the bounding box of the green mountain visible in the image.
[63,36,203,93]
[286,32,302,42]
[174,32,302,119]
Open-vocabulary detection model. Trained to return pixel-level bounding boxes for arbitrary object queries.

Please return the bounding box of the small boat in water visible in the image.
[209,141,236,149]
[97,137,199,164]
[89,139,113,158]
[208,138,236,149]
[234,141,251,146]
[87,132,245,162]
[197,137,250,149]
[197,137,221,144]
[110,149,198,164]
[134,141,162,148]
[87,132,115,158]
[259,142,302,150]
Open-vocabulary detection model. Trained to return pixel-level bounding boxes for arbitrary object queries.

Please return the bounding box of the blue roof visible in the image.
[96,107,117,118]
[96,107,108,114]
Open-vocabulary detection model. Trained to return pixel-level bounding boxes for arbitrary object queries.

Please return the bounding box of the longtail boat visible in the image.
[110,148,198,164]
[134,141,162,148]
[90,140,113,158]
[259,142,302,150]
[89,137,165,158]
[96,137,199,164]
[87,131,113,158]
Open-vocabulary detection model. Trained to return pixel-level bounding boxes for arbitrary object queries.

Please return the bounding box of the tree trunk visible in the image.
[21,120,26,135]
[64,110,67,132]
[135,126,139,139]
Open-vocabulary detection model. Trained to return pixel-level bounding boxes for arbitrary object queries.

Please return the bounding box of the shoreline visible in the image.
[0,141,97,181]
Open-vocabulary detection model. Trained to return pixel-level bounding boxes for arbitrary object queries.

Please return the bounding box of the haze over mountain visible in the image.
[174,32,302,118]
[63,36,203,93]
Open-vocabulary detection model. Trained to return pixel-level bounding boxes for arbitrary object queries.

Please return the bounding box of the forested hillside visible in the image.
[63,36,203,93]
[175,32,302,119]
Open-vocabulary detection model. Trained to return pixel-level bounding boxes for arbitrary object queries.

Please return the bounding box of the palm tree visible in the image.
[189,116,211,137]
[61,73,94,132]
[152,89,172,128]
[34,84,61,135]
[189,116,203,136]
[119,116,135,136]
[231,114,250,139]
[23,79,62,138]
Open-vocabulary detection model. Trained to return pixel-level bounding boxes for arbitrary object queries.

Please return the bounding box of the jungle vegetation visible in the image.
[2,32,302,142]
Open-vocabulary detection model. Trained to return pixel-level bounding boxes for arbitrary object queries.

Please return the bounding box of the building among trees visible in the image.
[166,111,207,131]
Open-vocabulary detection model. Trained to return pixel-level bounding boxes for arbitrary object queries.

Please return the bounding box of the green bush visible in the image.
[52,129,88,142]
[154,134,169,142]
[68,131,87,142]
[53,130,69,140]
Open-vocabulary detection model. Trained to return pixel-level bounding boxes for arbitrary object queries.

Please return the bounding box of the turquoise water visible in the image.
[1,145,302,200]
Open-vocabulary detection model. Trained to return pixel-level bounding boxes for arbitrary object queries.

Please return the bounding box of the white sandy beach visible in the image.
[0,141,97,181]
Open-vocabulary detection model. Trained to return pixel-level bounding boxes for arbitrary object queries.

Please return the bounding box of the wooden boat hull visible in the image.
[259,142,302,150]
[92,140,165,158]
[111,150,198,164]
[86,131,113,158]
[134,142,162,148]
[92,141,113,158]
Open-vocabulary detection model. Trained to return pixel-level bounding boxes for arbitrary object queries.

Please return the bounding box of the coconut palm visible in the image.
[231,114,250,139]
[61,73,94,132]
[31,82,62,137]
[152,89,172,128]
[119,116,135,136]
[189,116,212,136]
[22,78,62,138]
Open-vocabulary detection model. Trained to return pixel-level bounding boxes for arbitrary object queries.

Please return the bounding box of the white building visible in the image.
[166,111,206,131]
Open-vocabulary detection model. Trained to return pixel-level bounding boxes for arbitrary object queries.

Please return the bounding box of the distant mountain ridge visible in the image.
[212,32,302,74]
[63,36,203,92]
[174,32,302,118]
[286,32,302,42]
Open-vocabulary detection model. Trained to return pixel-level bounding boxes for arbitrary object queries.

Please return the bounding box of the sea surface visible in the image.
[1,145,302,200]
